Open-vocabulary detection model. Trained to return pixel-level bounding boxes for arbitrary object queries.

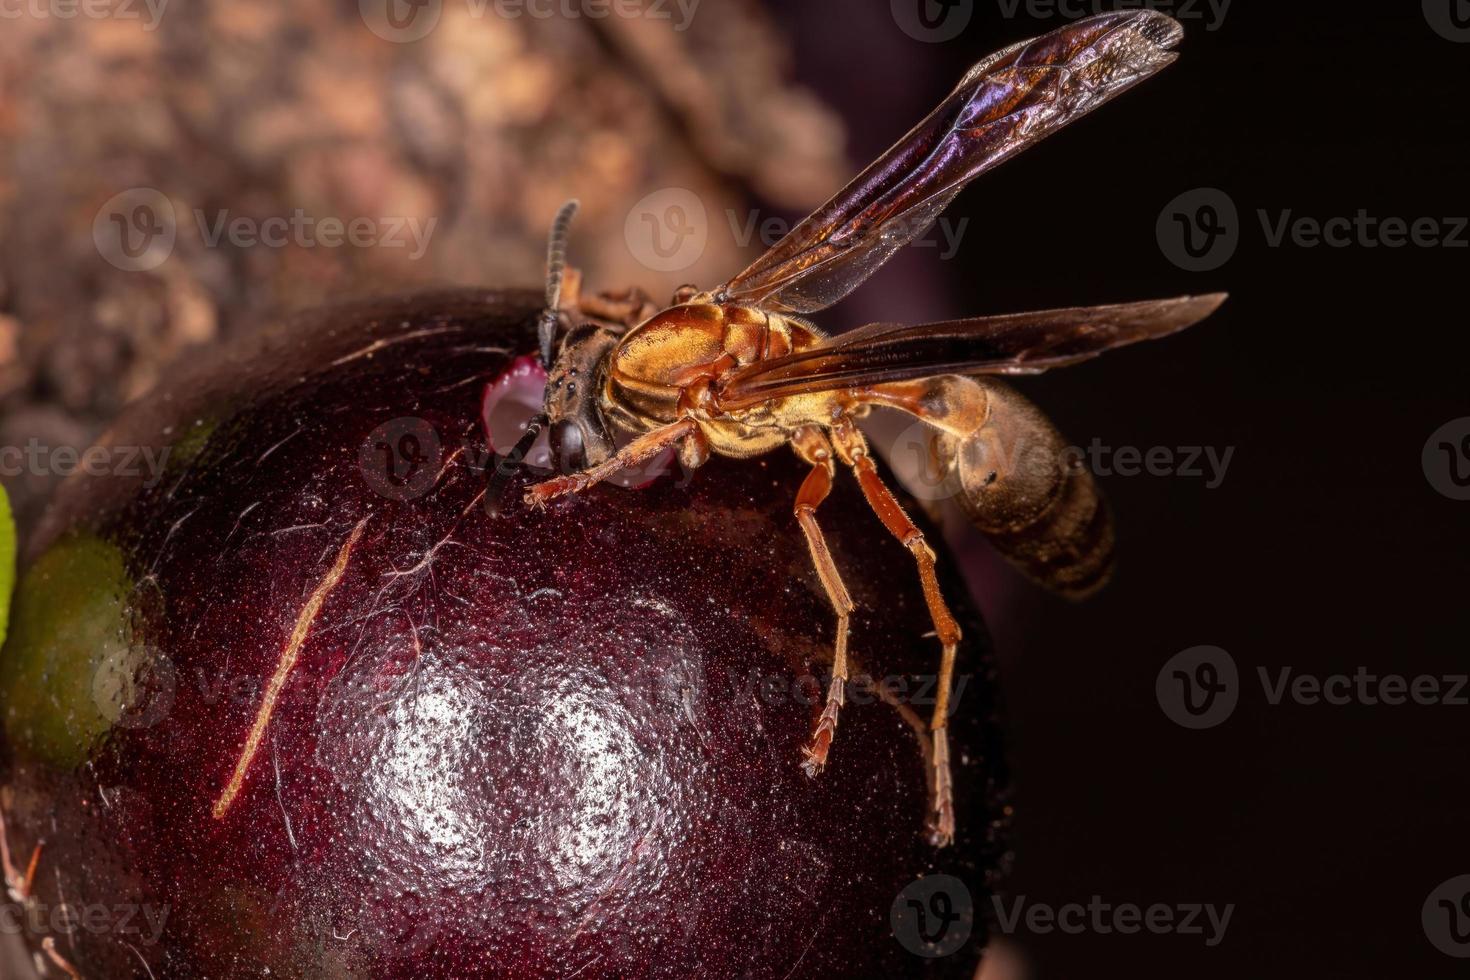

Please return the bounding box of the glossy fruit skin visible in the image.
[0,290,1007,979]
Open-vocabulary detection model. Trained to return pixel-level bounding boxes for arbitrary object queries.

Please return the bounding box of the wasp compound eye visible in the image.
[550,418,586,474]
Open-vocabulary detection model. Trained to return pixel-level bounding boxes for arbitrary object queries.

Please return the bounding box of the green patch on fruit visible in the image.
[0,483,14,649]
[0,532,138,768]
[164,416,218,476]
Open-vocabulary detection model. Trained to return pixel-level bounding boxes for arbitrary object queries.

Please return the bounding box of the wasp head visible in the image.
[543,321,619,472]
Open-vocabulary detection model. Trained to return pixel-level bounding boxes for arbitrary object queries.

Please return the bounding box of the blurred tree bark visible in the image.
[0,0,846,542]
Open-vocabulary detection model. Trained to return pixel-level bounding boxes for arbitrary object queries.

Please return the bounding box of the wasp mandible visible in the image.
[493,10,1226,846]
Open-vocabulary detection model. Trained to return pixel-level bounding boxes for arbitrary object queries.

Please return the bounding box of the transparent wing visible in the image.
[716,294,1226,409]
[714,11,1184,314]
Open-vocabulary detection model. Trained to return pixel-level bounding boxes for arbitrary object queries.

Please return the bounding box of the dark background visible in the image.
[767,2,1469,977]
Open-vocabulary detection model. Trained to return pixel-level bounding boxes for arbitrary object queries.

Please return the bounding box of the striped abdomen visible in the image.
[921,377,1115,598]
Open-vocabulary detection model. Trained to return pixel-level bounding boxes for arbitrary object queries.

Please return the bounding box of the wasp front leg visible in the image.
[525,418,701,507]
[830,416,960,847]
[790,427,855,776]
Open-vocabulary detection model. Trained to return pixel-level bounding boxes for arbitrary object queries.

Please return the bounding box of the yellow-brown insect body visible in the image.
[520,11,1219,849]
[604,304,1113,596]
[604,301,840,459]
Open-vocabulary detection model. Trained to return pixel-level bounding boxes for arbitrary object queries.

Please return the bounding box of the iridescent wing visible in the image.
[713,11,1184,315]
[716,294,1226,409]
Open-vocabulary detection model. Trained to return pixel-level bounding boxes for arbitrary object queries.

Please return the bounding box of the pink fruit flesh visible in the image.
[0,290,1007,978]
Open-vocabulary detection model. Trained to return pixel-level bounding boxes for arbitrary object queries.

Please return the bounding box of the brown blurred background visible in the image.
[0,0,853,539]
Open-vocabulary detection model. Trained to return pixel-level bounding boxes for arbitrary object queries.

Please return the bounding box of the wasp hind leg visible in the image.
[790,427,855,776]
[831,417,960,847]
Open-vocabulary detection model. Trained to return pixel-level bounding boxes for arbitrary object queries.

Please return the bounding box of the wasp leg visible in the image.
[0,805,41,903]
[856,665,931,761]
[831,417,960,848]
[579,286,658,330]
[525,418,697,507]
[42,937,83,979]
[790,427,855,776]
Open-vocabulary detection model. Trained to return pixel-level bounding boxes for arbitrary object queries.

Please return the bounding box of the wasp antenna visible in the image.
[538,199,580,369]
[493,200,578,516]
[485,412,549,517]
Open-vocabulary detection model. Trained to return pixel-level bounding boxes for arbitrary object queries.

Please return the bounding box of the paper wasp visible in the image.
[491,10,1225,846]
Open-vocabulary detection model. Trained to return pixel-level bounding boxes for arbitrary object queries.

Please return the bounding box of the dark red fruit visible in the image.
[0,291,1007,978]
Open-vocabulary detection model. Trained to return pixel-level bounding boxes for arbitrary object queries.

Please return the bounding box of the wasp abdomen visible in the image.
[935,379,1115,599]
